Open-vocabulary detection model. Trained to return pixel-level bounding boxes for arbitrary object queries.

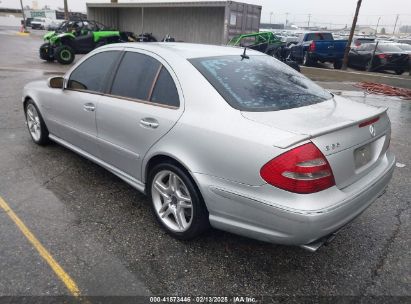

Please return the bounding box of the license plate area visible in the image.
[354,143,372,169]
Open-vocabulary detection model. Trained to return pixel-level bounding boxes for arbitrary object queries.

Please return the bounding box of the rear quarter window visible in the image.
[150,66,180,107]
[190,55,332,112]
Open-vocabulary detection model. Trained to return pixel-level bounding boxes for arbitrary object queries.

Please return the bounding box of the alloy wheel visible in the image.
[151,170,193,232]
[26,104,41,141]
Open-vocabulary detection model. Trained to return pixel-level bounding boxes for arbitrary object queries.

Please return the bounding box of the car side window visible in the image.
[68,51,119,93]
[150,66,180,107]
[111,52,161,100]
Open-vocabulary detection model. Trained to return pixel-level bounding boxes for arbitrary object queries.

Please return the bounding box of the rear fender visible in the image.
[93,31,120,43]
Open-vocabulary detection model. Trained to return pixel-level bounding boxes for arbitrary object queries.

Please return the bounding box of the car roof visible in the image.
[101,42,264,59]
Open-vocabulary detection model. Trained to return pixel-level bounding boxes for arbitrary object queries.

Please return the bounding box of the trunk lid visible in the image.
[241,96,391,189]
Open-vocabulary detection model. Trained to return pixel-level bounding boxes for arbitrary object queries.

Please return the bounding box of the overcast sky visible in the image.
[2,0,410,30]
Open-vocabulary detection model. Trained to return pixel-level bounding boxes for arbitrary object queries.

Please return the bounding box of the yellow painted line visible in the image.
[0,196,80,296]
[16,32,30,36]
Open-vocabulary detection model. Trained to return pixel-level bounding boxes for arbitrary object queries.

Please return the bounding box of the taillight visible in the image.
[377,54,387,59]
[308,41,316,52]
[260,143,335,194]
[359,116,379,128]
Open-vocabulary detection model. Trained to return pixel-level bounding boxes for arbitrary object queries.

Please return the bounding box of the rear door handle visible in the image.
[83,103,95,112]
[140,118,159,129]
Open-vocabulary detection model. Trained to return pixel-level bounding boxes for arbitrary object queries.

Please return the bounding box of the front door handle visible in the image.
[140,118,159,129]
[83,103,95,112]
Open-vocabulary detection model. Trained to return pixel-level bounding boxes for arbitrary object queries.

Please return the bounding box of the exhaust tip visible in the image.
[299,233,337,252]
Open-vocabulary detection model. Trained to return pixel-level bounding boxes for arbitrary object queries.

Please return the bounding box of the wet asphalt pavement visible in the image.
[0,27,410,300]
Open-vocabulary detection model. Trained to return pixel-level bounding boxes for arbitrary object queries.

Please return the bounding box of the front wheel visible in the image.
[24,100,50,145]
[55,45,75,65]
[395,69,404,75]
[39,43,54,62]
[148,162,209,240]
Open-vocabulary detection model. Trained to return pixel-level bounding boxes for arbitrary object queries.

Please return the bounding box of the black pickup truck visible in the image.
[289,32,348,69]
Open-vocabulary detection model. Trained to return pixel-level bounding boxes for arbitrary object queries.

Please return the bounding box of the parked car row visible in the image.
[280,31,410,74]
[349,42,411,75]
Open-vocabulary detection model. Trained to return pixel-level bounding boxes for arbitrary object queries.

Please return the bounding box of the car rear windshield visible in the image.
[398,44,411,51]
[377,44,404,52]
[189,55,332,112]
[305,33,334,41]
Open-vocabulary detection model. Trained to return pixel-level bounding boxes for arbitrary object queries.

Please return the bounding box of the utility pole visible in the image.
[285,12,289,28]
[19,0,27,32]
[375,17,381,36]
[307,14,311,29]
[64,0,68,20]
[270,12,273,25]
[342,0,362,70]
[392,14,399,35]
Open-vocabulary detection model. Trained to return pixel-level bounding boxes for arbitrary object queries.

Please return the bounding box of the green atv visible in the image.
[227,31,301,72]
[228,31,284,56]
[40,20,135,64]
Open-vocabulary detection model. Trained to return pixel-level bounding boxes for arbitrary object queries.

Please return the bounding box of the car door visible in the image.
[96,50,184,181]
[50,50,121,157]
[358,44,374,68]
[350,45,367,68]
[348,48,360,67]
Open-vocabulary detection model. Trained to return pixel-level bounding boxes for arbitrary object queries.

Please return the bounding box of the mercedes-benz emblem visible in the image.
[369,124,376,137]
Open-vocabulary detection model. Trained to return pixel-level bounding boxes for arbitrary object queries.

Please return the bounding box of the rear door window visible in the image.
[190,55,332,112]
[110,52,161,100]
[68,51,120,93]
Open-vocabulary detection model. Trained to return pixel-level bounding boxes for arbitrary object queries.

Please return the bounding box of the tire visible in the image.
[286,60,301,72]
[303,52,312,66]
[24,100,50,146]
[39,43,54,62]
[95,40,106,48]
[395,69,404,75]
[333,60,343,70]
[55,45,75,65]
[147,161,209,240]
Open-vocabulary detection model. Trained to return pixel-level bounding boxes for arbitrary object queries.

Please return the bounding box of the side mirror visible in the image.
[48,76,64,89]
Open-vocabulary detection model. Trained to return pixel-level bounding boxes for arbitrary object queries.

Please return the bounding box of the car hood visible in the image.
[241,95,386,149]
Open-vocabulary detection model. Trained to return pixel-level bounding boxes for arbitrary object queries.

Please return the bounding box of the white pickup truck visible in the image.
[30,18,53,30]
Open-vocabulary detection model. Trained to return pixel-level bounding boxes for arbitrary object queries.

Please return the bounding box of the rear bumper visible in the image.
[309,52,342,62]
[195,151,395,248]
[377,63,409,71]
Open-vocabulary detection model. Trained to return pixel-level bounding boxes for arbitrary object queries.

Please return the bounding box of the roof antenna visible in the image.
[241,47,249,60]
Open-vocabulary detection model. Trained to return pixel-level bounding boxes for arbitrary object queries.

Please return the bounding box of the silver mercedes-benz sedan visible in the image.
[22,43,395,251]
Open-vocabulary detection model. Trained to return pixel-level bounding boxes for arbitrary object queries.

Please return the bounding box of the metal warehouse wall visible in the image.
[87,2,261,45]
[88,7,119,29]
[118,7,225,44]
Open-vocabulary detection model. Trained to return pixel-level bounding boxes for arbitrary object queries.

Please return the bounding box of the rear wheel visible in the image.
[303,52,312,66]
[148,162,209,240]
[395,69,404,75]
[95,40,106,48]
[55,45,75,65]
[333,60,343,70]
[286,60,301,72]
[24,100,50,145]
